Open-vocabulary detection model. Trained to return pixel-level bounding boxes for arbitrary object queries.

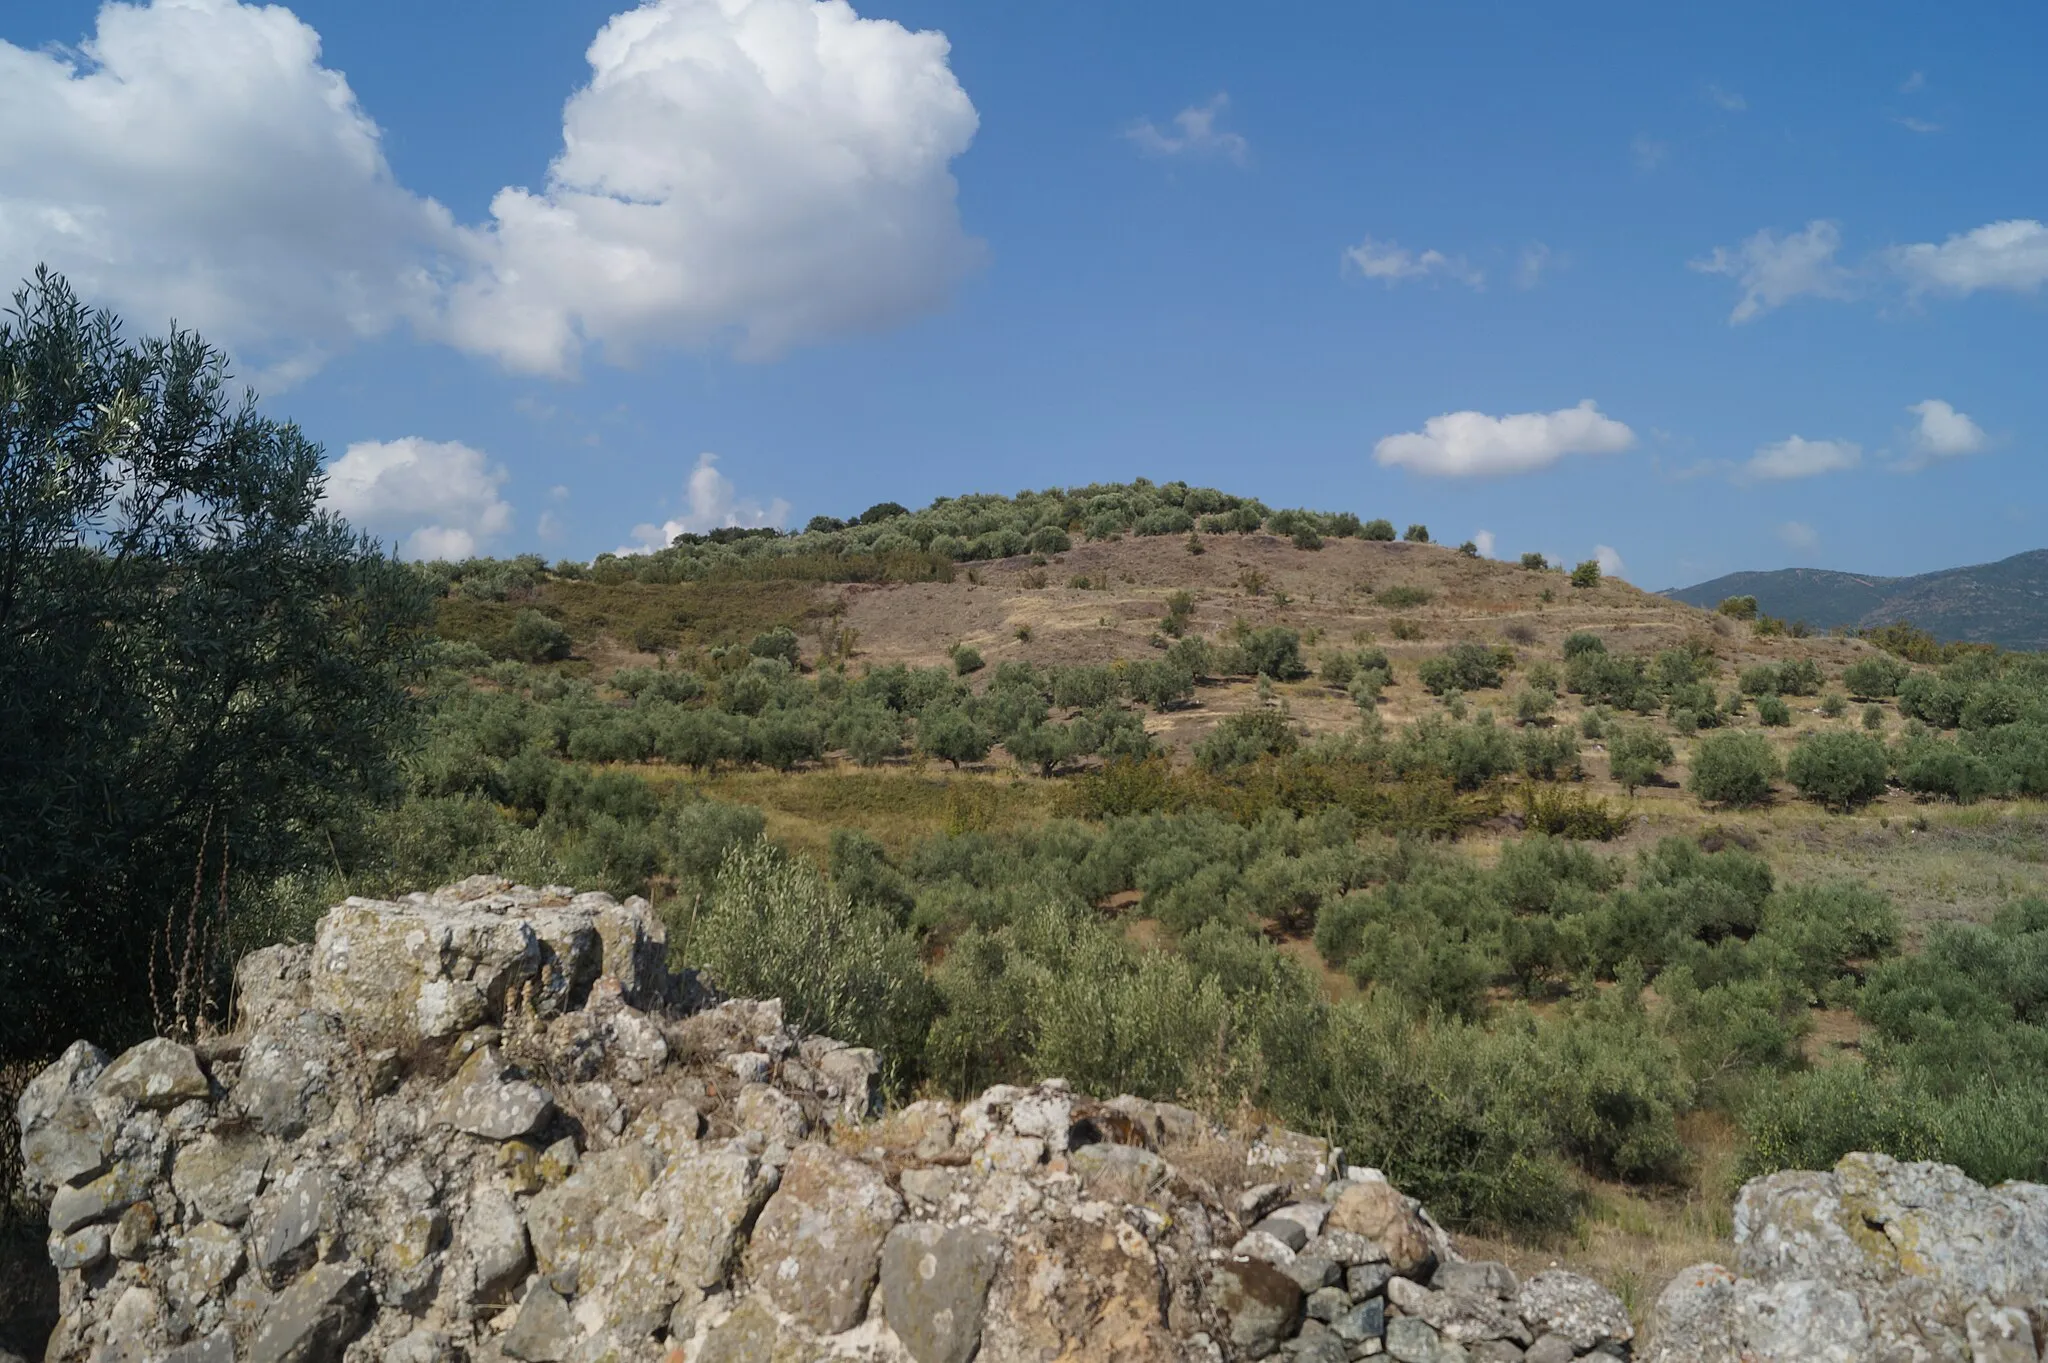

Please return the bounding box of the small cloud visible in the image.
[1707,84,1747,112]
[549,484,570,502]
[537,510,565,543]
[1343,238,1484,289]
[322,437,512,560]
[1516,243,1558,289]
[1595,545,1627,579]
[1125,93,1248,165]
[1900,70,1926,93]
[1689,220,1854,323]
[514,396,559,421]
[1631,134,1670,171]
[620,453,791,554]
[1778,521,1820,553]
[1473,530,1496,558]
[1374,399,1636,477]
[1889,219,2048,296]
[1893,116,1942,134]
[1743,436,1862,481]
[1897,399,1988,470]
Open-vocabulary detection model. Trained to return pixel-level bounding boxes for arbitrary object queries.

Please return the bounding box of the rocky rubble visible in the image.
[18,877,1635,1361]
[1647,1153,2048,1363]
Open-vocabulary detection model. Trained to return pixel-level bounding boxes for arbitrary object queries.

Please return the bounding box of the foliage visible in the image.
[1195,708,1299,772]
[1607,724,1674,793]
[0,270,431,1056]
[1785,732,1890,810]
[1688,731,1781,807]
[1570,560,1601,589]
[1418,642,1508,695]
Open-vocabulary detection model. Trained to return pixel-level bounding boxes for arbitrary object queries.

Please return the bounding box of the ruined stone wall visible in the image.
[13,879,2045,1363]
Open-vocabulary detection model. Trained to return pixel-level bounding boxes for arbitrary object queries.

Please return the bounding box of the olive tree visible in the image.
[0,270,431,1057]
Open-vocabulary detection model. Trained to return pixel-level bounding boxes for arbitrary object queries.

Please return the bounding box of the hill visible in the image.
[1665,549,2048,650]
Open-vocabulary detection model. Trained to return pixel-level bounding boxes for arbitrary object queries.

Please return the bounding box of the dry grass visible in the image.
[684,766,1055,861]
[1457,1112,1740,1342]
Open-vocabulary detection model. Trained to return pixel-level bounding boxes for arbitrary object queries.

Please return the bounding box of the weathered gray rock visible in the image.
[171,1129,270,1225]
[95,1038,211,1109]
[166,1329,236,1363]
[251,1166,336,1284]
[15,1040,110,1193]
[47,1151,156,1233]
[1212,1258,1305,1354]
[502,1281,578,1362]
[1396,1277,1533,1346]
[110,1198,157,1258]
[246,1260,369,1363]
[1647,1153,2048,1363]
[1387,1316,1469,1363]
[1523,1335,1575,1363]
[47,1223,109,1270]
[1069,1141,1170,1199]
[435,1045,553,1140]
[747,1140,904,1333]
[1434,1260,1519,1300]
[237,1010,343,1138]
[879,1221,1003,1363]
[1332,1295,1386,1344]
[1517,1270,1632,1352]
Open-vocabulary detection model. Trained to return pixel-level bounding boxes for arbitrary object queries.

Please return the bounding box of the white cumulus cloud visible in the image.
[323,438,512,560]
[621,453,791,554]
[1900,398,1987,469]
[1690,220,1854,323]
[1343,238,1483,289]
[1125,93,1247,164]
[1374,400,1635,478]
[2,0,979,381]
[0,0,455,384]
[1743,436,1861,481]
[442,0,982,375]
[1888,220,2048,297]
[1595,545,1627,579]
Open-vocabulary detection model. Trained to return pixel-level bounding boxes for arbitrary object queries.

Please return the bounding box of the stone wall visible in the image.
[11,879,2038,1362]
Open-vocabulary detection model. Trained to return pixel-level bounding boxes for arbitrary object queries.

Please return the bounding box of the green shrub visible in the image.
[749,626,802,666]
[1520,787,1628,839]
[1570,560,1601,589]
[1518,727,1581,780]
[828,701,904,765]
[1863,704,1885,731]
[1717,595,1759,620]
[1362,518,1397,541]
[1418,642,1506,695]
[1785,731,1889,811]
[1195,708,1299,772]
[1607,724,1673,793]
[1457,541,1479,558]
[917,705,992,767]
[1688,731,1781,807]
[1377,584,1432,609]
[1513,688,1557,726]
[1403,524,1430,543]
[1562,632,1606,660]
[689,843,932,1090]
[1819,693,1847,719]
[1756,695,1791,727]
[1843,656,1909,699]
[951,644,985,676]
[508,609,572,662]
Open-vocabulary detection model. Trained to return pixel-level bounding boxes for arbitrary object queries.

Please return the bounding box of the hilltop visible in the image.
[1665,549,2048,650]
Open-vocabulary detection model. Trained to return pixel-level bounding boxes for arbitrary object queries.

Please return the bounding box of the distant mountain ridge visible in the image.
[1664,549,2048,651]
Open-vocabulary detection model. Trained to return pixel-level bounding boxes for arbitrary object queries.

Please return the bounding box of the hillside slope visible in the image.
[1666,549,2048,649]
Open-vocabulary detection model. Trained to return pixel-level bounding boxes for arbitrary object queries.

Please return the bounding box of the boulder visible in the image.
[94,1038,211,1109]
[1211,1258,1305,1355]
[879,1221,1003,1363]
[15,1041,110,1194]
[746,1141,904,1333]
[1326,1177,1436,1277]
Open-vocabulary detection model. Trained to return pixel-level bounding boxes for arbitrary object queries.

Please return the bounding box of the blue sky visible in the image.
[4,0,2042,587]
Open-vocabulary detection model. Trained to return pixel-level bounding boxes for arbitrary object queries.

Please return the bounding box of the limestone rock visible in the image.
[880,1221,1003,1363]
[502,1281,578,1362]
[436,1045,553,1141]
[95,1038,211,1109]
[1387,1316,1468,1363]
[1646,1153,2048,1363]
[172,1129,271,1225]
[1516,1271,1632,1352]
[747,1141,904,1333]
[246,1260,369,1363]
[1211,1258,1305,1355]
[1326,1178,1436,1278]
[16,1041,110,1194]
